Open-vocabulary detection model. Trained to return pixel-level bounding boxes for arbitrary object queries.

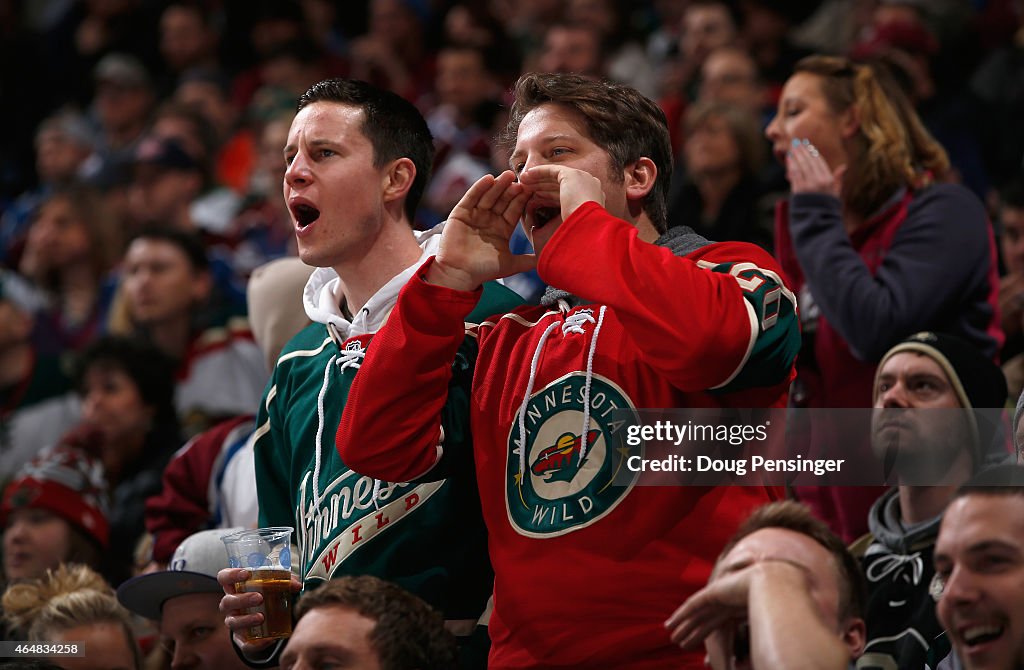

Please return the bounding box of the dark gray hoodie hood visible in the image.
[866,488,942,554]
[868,445,1014,553]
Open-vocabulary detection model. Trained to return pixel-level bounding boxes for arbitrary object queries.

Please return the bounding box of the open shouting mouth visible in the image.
[531,206,559,229]
[292,202,321,228]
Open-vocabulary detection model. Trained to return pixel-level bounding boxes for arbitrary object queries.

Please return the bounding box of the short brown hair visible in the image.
[501,72,674,233]
[716,501,866,623]
[295,575,457,670]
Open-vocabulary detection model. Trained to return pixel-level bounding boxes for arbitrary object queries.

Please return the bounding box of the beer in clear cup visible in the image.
[222,527,294,642]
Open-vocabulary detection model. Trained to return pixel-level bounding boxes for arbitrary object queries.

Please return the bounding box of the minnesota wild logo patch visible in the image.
[506,372,639,537]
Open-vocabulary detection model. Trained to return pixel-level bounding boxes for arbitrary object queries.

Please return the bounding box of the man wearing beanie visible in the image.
[118,528,249,670]
[851,331,1010,670]
[1,445,110,582]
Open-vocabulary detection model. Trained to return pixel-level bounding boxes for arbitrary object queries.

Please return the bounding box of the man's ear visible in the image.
[624,157,657,201]
[382,157,416,204]
[841,617,867,660]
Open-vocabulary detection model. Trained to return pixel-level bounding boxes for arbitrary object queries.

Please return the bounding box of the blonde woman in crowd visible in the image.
[768,55,1001,541]
[2,564,139,670]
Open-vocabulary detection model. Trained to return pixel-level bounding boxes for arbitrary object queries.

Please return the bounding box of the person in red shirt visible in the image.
[337,72,801,669]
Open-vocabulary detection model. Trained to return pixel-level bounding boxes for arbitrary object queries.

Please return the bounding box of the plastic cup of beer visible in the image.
[221,527,294,642]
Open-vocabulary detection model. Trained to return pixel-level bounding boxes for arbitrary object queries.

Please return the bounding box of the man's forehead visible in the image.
[939,495,1024,550]
[513,104,589,147]
[159,592,222,628]
[879,351,948,379]
[290,102,365,133]
[287,605,378,656]
[723,527,835,572]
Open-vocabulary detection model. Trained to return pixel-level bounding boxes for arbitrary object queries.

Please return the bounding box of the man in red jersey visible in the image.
[337,72,800,669]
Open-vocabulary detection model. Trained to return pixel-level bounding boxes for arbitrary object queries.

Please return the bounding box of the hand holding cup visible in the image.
[219,527,299,647]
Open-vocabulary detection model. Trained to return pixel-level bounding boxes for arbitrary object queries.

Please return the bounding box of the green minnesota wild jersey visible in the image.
[254,281,520,619]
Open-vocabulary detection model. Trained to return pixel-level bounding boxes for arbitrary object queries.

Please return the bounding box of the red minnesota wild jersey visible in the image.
[338,202,801,669]
[253,279,521,621]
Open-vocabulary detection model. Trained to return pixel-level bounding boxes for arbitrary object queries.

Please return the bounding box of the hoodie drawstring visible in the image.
[866,551,925,586]
[576,306,606,463]
[312,354,336,506]
[336,347,366,373]
[516,305,607,479]
[312,345,381,510]
[516,320,560,478]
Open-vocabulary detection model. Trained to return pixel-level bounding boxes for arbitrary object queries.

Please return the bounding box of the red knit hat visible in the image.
[1,445,110,549]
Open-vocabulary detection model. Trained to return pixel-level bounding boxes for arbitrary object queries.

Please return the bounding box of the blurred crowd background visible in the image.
[1,0,1024,591]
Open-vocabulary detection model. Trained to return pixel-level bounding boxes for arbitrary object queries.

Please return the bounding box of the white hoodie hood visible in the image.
[301,223,444,339]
